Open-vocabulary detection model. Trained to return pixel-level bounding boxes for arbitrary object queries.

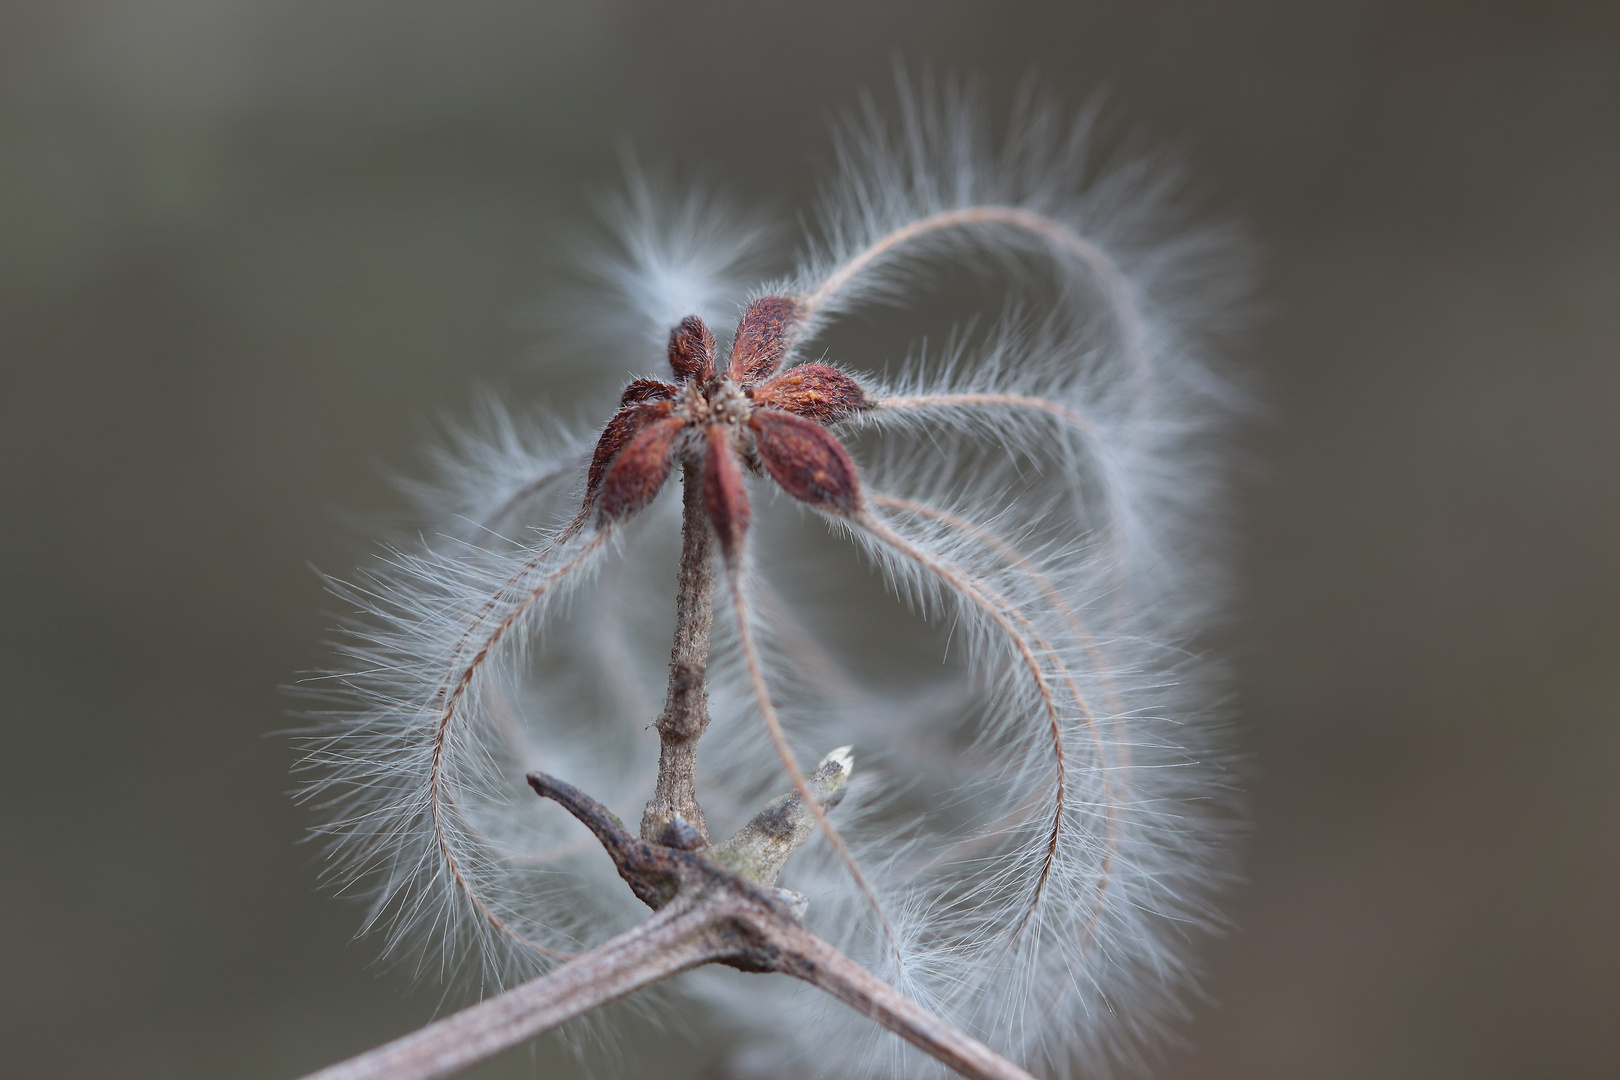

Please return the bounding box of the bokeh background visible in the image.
[3,2,1617,1078]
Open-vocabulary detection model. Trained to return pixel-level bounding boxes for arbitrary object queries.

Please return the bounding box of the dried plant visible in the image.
[296,76,1249,1080]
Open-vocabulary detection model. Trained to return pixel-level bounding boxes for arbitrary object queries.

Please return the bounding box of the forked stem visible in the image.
[295,768,1041,1080]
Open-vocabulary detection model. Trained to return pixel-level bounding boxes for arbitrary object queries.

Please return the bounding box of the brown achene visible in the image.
[588,296,871,549]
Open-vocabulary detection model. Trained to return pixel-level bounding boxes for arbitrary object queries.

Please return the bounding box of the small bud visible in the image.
[766,886,809,921]
[820,745,854,780]
[657,813,706,851]
[708,745,855,888]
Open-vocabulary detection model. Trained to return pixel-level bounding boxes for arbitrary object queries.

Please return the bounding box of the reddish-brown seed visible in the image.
[586,400,676,506]
[668,316,716,382]
[727,295,802,386]
[749,363,869,424]
[702,425,750,558]
[596,414,686,521]
[750,409,862,513]
[620,378,678,406]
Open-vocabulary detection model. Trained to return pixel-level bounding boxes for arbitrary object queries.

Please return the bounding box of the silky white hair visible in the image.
[299,74,1250,1079]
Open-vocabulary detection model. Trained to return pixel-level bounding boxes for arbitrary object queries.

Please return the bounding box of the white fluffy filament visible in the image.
[799,205,1148,377]
[426,527,609,961]
[723,554,903,960]
[303,74,1247,1079]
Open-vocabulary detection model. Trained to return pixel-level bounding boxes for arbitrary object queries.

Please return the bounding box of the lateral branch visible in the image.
[296,754,1040,1080]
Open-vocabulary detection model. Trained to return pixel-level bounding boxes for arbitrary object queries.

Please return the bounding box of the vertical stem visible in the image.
[297,899,726,1080]
[641,459,717,842]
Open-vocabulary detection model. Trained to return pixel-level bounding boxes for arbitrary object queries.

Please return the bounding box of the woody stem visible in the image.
[299,769,1042,1080]
[640,459,717,843]
[295,897,726,1080]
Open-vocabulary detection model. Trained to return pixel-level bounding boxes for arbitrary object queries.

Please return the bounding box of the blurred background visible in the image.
[2,2,1616,1078]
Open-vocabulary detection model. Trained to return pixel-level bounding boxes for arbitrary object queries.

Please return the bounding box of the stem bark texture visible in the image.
[641,460,717,842]
[298,900,723,1080]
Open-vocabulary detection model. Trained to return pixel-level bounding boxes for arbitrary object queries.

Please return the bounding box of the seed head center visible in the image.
[680,377,751,427]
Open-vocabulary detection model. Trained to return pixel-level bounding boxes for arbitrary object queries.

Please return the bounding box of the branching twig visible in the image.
[299,760,1040,1080]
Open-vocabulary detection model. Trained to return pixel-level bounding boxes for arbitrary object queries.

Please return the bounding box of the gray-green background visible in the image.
[3,2,1616,1077]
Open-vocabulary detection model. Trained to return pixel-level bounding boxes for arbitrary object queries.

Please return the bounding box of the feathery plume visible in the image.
[299,73,1248,1079]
